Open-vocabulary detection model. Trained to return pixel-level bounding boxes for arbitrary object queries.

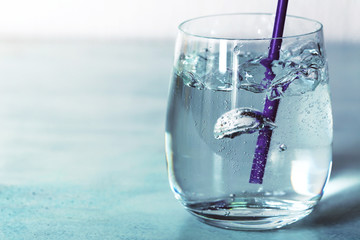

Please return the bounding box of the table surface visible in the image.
[0,40,359,240]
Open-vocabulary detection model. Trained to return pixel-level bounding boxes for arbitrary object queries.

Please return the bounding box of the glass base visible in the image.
[185,198,315,230]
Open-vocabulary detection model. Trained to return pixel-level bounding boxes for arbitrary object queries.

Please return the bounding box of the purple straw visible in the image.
[249,0,289,184]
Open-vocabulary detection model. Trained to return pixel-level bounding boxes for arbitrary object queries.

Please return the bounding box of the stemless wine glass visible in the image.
[165,13,332,230]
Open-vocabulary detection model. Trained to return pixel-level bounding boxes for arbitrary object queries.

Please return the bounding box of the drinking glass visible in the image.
[165,13,332,230]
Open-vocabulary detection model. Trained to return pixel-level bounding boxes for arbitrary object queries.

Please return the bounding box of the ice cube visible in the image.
[214,107,277,139]
[203,68,234,91]
[182,71,205,90]
[267,68,321,100]
[284,41,321,59]
[237,56,268,93]
[267,42,326,99]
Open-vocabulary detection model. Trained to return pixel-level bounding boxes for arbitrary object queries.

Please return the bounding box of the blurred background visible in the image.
[0,0,360,42]
[0,0,359,239]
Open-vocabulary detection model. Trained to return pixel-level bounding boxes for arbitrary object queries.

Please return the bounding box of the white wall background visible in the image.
[0,0,359,42]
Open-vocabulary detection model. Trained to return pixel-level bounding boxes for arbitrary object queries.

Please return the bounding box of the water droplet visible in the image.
[229,193,236,198]
[233,44,243,55]
[279,144,287,152]
[214,107,276,139]
[224,211,230,216]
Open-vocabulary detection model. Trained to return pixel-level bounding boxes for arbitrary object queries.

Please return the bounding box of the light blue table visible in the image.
[0,40,359,239]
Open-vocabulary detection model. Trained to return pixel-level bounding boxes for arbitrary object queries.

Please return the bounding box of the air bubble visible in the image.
[279,144,287,152]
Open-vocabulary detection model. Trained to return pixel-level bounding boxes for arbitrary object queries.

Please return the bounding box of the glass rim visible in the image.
[178,13,323,41]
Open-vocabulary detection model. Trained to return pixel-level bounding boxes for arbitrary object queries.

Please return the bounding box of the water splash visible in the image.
[177,41,326,97]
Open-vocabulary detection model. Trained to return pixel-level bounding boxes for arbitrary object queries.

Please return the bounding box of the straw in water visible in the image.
[249,0,289,184]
